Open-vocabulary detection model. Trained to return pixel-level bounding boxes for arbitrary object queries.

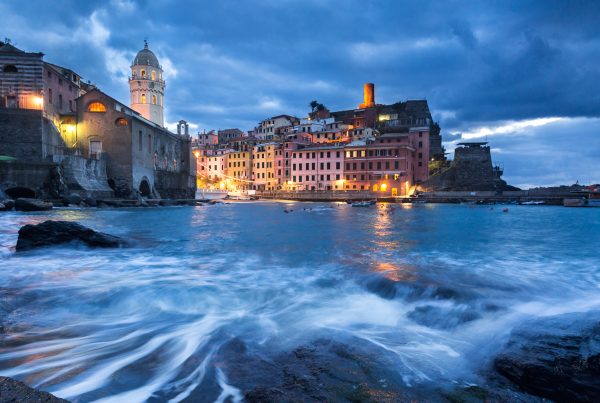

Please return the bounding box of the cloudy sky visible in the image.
[3,0,599,187]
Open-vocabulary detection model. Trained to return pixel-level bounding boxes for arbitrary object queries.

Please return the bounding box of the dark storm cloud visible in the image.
[2,0,599,185]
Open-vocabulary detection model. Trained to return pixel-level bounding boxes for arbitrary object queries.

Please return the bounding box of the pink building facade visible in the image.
[288,145,345,190]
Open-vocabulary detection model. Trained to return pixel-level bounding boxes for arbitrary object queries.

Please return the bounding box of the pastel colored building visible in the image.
[344,127,430,195]
[227,150,253,189]
[252,143,282,190]
[289,145,345,191]
[254,115,298,140]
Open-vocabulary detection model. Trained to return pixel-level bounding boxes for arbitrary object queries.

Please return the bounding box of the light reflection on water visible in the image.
[0,202,598,401]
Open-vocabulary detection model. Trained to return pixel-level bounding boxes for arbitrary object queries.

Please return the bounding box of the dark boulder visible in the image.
[66,193,82,205]
[14,198,53,211]
[494,311,600,402]
[361,274,397,299]
[0,376,69,402]
[16,220,126,251]
[0,199,14,211]
[407,304,481,330]
[84,197,98,207]
[159,199,177,206]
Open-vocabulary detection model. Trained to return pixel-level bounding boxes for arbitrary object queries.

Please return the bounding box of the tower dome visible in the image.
[133,40,160,68]
[129,40,165,127]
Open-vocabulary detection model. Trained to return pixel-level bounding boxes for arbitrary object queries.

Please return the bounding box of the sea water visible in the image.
[0,202,598,401]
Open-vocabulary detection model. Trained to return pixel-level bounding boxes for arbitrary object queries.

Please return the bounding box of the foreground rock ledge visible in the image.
[16,220,126,252]
[495,311,600,401]
[0,376,68,402]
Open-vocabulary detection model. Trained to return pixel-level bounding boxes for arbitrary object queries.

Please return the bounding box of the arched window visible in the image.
[141,94,146,104]
[151,70,156,80]
[141,69,146,79]
[152,95,157,105]
[115,118,128,126]
[3,65,18,73]
[88,102,107,112]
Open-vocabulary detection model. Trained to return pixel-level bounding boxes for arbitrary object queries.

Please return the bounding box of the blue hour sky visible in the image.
[2,0,599,187]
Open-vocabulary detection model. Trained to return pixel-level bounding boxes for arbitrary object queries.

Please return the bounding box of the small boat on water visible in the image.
[196,188,228,201]
[351,200,376,207]
[520,200,545,205]
[227,189,256,200]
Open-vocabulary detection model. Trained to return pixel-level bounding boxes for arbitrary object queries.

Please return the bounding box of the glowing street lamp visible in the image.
[33,96,43,109]
[380,183,388,192]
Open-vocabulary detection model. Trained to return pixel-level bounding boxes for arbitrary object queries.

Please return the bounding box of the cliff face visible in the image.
[421,144,519,191]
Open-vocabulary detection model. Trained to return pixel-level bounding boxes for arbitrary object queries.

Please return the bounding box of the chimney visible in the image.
[359,83,375,109]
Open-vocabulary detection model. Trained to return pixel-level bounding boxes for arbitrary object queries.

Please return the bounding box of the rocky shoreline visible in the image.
[0,377,68,402]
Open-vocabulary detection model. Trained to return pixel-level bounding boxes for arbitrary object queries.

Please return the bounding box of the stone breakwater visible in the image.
[0,196,209,212]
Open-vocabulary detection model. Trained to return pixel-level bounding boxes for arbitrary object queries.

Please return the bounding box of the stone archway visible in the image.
[139,178,151,197]
[5,187,36,199]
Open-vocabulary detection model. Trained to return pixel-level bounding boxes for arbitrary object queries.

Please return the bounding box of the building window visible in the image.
[151,70,156,80]
[2,65,18,73]
[152,95,157,105]
[141,94,146,104]
[141,70,146,79]
[148,134,152,153]
[58,94,63,109]
[87,102,106,112]
[90,140,102,158]
[138,131,143,152]
[115,118,128,126]
[5,95,17,108]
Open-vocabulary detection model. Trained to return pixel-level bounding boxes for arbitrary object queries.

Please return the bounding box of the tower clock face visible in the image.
[149,82,155,89]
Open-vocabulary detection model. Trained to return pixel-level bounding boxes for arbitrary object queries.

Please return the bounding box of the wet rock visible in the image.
[494,311,600,402]
[0,199,14,211]
[204,338,420,402]
[16,220,126,251]
[159,199,177,206]
[14,198,53,212]
[100,200,123,208]
[66,193,82,205]
[53,199,69,207]
[0,376,69,402]
[362,274,397,299]
[84,197,98,207]
[407,304,481,330]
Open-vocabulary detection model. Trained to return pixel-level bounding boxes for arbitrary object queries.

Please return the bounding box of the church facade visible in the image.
[75,42,195,198]
[0,39,195,200]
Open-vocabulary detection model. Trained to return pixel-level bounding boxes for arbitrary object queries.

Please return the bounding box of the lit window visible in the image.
[152,95,157,105]
[88,102,106,112]
[141,94,146,104]
[151,70,156,80]
[115,118,128,126]
[141,70,146,79]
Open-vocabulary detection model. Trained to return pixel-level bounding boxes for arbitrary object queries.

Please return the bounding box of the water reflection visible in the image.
[373,262,418,282]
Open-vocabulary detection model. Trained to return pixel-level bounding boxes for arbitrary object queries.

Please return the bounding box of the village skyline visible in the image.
[2,0,600,188]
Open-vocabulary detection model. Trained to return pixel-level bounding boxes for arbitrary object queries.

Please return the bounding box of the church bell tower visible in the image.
[129,40,165,126]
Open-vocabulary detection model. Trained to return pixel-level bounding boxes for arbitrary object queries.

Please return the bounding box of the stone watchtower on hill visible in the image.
[129,40,164,127]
